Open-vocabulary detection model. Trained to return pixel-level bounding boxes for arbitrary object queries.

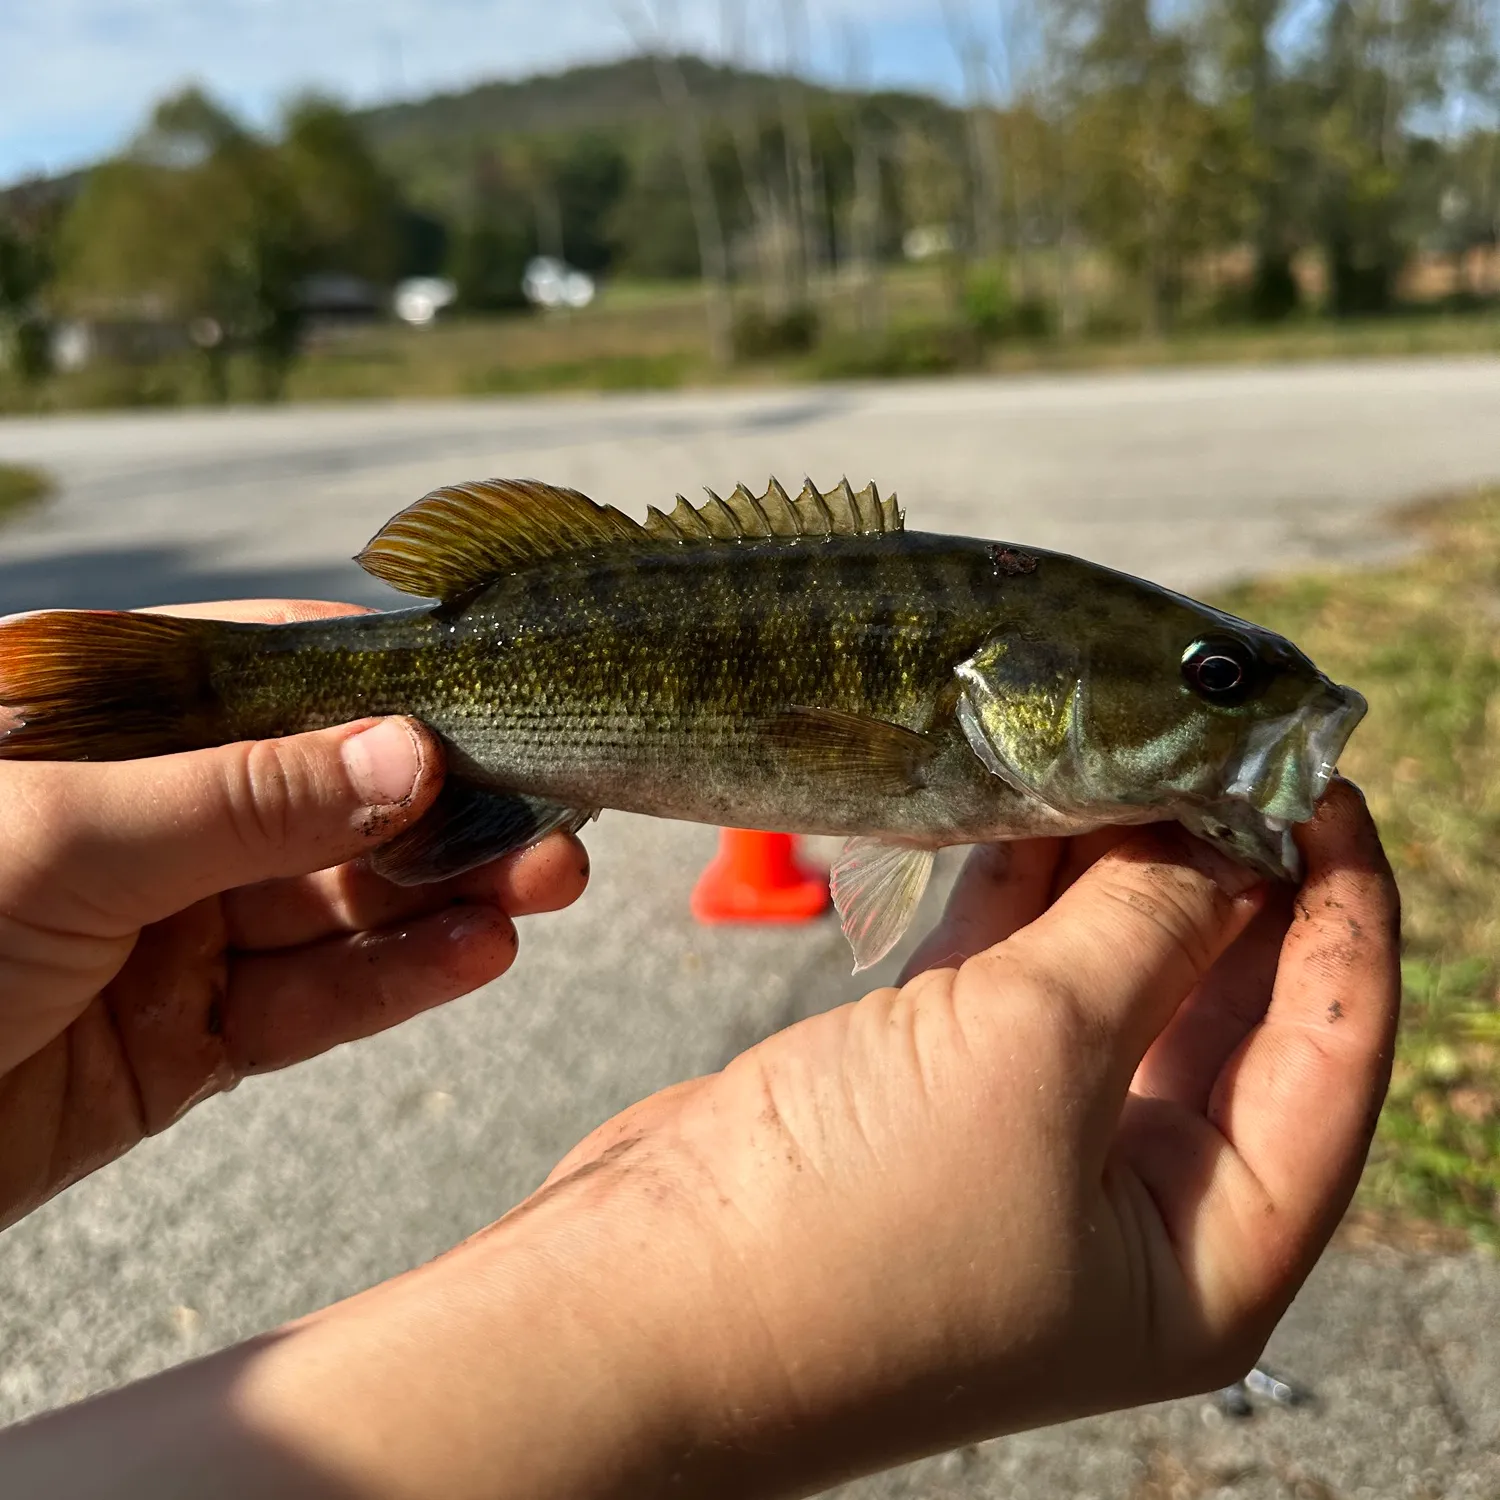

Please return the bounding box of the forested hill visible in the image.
[346,53,950,271]
[352,53,948,223]
[357,55,840,145]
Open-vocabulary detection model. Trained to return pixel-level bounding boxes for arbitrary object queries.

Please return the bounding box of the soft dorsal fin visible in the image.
[356,476,903,600]
[356,479,643,600]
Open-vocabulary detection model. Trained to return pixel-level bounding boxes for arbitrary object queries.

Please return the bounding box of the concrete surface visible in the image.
[2,359,1500,1497]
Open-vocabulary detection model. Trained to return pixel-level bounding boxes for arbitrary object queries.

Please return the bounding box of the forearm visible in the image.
[0,1060,1170,1500]
[0,1158,747,1500]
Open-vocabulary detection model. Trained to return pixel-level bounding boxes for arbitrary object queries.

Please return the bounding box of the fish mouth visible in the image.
[1302,684,1368,803]
[1227,682,1366,823]
[1193,682,1367,880]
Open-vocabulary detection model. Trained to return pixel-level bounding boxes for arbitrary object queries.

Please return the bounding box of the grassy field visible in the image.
[2,266,1498,414]
[1216,488,1500,1247]
[289,295,1500,399]
[0,463,53,523]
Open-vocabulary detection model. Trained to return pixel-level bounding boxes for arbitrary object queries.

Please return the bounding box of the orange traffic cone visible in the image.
[690,829,831,924]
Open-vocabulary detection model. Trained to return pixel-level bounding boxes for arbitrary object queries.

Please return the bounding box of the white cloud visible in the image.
[0,0,952,181]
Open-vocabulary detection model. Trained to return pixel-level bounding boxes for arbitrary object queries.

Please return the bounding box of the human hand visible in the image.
[0,784,1396,1500]
[513,777,1398,1494]
[0,599,588,1232]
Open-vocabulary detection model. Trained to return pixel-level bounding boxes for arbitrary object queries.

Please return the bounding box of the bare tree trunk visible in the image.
[780,0,817,304]
[851,120,886,335]
[1057,197,1084,337]
[943,0,1004,262]
[967,107,1004,261]
[837,22,885,337]
[721,0,788,316]
[995,0,1038,299]
[533,177,564,263]
[730,119,784,314]
[649,50,734,364]
[618,0,734,358]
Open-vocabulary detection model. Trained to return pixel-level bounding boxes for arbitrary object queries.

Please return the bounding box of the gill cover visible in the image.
[954,636,1084,818]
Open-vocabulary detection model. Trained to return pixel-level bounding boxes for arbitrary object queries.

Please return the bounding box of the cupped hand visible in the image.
[0,599,588,1232]
[535,779,1398,1493]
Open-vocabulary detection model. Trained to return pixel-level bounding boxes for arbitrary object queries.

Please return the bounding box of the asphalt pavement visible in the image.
[2,358,1500,1497]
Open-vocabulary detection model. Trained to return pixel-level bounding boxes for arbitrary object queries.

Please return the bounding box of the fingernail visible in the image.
[342,719,422,808]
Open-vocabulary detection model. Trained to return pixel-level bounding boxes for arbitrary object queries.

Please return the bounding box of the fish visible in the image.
[0,476,1366,971]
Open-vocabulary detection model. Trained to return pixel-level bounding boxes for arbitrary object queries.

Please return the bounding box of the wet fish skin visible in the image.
[205,534,1053,845]
[0,477,1367,968]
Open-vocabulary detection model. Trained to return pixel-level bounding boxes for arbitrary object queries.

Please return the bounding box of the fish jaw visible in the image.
[1187,682,1368,881]
[1179,801,1302,881]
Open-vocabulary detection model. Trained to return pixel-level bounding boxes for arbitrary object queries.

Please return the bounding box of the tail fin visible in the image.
[0,610,228,761]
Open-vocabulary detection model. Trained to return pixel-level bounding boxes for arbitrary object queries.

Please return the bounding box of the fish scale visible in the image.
[0,476,1366,970]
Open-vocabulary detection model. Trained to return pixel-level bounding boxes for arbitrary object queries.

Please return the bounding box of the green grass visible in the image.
[1215,488,1500,1247]
[465,351,691,394]
[3,276,1498,416]
[0,464,54,523]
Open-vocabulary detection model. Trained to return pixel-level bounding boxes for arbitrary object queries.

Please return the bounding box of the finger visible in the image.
[145,599,373,624]
[1051,823,1137,896]
[222,902,522,1078]
[1130,883,1295,1111]
[997,825,1266,1099]
[4,717,443,935]
[223,831,591,950]
[1206,780,1401,1245]
[898,839,1061,983]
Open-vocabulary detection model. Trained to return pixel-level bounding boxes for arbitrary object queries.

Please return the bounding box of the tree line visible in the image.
[1,0,1497,393]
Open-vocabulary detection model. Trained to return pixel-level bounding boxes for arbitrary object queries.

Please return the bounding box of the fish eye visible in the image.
[1181,635,1259,706]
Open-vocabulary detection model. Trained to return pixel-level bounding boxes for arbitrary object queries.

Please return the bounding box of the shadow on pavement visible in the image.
[0,546,408,614]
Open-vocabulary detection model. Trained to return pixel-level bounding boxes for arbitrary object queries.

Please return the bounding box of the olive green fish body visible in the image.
[0,477,1368,969]
[200,536,1052,845]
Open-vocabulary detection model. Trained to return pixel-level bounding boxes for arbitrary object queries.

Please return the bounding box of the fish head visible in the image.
[954,565,1366,881]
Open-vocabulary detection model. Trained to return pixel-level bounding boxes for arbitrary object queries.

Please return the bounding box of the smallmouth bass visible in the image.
[0,477,1366,969]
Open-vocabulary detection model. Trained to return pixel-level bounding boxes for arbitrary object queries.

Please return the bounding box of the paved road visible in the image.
[2,359,1500,1497]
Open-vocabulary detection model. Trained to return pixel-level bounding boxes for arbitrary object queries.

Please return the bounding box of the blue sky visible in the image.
[0,0,970,184]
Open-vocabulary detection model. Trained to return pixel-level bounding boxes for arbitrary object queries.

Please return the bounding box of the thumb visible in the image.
[25,717,442,931]
[999,826,1265,1101]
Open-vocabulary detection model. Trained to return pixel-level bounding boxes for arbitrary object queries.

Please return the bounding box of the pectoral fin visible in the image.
[830,837,936,973]
[372,779,595,886]
[759,707,933,798]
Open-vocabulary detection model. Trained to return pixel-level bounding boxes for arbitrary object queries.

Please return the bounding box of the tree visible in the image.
[56,89,313,398]
[281,96,402,284]
[449,149,534,311]
[552,133,630,273]
[942,0,1006,261]
[1065,0,1250,332]
[647,49,735,362]
[0,203,53,381]
[895,115,971,317]
[1301,0,1491,314]
[1205,0,1302,319]
[610,142,704,278]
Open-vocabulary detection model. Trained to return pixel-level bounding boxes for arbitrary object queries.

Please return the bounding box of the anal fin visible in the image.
[830,837,936,973]
[371,779,594,886]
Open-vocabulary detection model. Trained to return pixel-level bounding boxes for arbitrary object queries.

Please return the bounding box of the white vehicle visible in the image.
[393,277,458,326]
[522,257,595,310]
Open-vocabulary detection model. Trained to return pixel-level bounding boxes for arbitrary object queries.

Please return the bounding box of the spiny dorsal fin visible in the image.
[358,476,902,601]
[644,476,902,546]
